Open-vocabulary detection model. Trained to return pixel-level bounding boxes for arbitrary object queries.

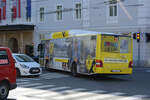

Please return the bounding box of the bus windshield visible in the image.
[101,35,131,53]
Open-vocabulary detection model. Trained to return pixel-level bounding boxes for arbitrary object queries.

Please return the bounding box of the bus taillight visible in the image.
[129,61,133,68]
[96,60,103,67]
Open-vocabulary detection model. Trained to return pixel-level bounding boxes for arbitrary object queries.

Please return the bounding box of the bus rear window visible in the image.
[0,50,9,65]
[101,35,131,53]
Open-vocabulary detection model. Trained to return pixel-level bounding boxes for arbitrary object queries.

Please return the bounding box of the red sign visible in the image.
[0,59,8,64]
[12,0,21,18]
[0,0,6,20]
[2,0,6,19]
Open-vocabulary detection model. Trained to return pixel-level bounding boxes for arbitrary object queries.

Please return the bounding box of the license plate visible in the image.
[111,70,121,72]
[32,69,39,72]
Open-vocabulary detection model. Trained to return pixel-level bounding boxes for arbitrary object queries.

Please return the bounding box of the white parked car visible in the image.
[13,53,42,77]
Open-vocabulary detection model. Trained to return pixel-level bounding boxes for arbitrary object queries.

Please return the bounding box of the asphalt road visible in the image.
[8,68,150,100]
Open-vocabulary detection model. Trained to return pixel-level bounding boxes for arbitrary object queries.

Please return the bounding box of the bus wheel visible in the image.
[0,82,9,100]
[71,63,78,77]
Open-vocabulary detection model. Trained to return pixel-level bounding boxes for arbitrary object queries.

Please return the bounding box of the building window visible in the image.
[40,7,44,22]
[11,8,16,22]
[0,8,1,23]
[75,3,82,19]
[56,5,62,20]
[106,0,118,24]
[109,0,117,16]
[26,0,31,22]
[26,7,31,22]
[26,14,31,22]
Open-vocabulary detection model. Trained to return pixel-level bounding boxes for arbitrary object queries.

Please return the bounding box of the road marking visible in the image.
[37,88,87,98]
[53,90,106,100]
[17,79,29,82]
[78,92,125,100]
[15,85,55,92]
[46,86,70,91]
[33,85,55,89]
[116,95,148,100]
[19,78,40,81]
[9,96,46,100]
[23,86,70,95]
[19,83,42,87]
[17,82,30,85]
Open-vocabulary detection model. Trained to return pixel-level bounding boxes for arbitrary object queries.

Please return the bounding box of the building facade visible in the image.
[0,0,36,56]
[1,0,150,67]
[34,0,150,67]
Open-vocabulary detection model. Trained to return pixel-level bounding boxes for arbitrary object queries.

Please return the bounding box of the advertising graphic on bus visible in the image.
[38,30,133,76]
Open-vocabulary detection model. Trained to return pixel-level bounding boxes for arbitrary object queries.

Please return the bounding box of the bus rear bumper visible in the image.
[94,68,132,75]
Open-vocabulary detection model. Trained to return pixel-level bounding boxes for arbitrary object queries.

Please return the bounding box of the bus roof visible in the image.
[69,30,117,36]
[42,30,130,40]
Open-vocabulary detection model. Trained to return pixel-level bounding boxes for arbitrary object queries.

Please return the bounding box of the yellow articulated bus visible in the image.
[38,30,133,76]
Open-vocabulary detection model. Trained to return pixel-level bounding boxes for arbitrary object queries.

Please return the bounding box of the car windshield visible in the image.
[14,55,34,62]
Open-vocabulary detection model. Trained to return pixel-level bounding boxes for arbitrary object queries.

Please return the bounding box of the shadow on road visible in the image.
[7,99,17,100]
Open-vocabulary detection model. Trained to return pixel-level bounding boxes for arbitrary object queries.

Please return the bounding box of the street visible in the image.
[8,68,150,100]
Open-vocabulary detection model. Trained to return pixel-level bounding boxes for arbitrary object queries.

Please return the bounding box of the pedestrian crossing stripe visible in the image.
[77,92,125,100]
[19,83,42,87]
[9,83,149,100]
[115,95,148,100]
[53,90,107,100]
[17,82,30,85]
[17,79,29,82]
[16,84,55,92]
[12,96,46,100]
[37,88,88,98]
[32,85,55,89]
[11,76,150,100]
[23,86,70,96]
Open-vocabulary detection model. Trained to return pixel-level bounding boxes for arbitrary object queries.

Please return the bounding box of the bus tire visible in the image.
[0,82,9,100]
[71,63,78,77]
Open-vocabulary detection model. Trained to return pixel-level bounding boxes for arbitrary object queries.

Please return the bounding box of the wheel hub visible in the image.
[0,86,7,97]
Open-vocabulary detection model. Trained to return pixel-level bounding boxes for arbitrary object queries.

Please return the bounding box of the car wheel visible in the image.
[71,63,78,77]
[16,68,21,77]
[0,83,9,100]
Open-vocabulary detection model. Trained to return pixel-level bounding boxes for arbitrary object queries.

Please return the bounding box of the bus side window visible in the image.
[90,36,96,57]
